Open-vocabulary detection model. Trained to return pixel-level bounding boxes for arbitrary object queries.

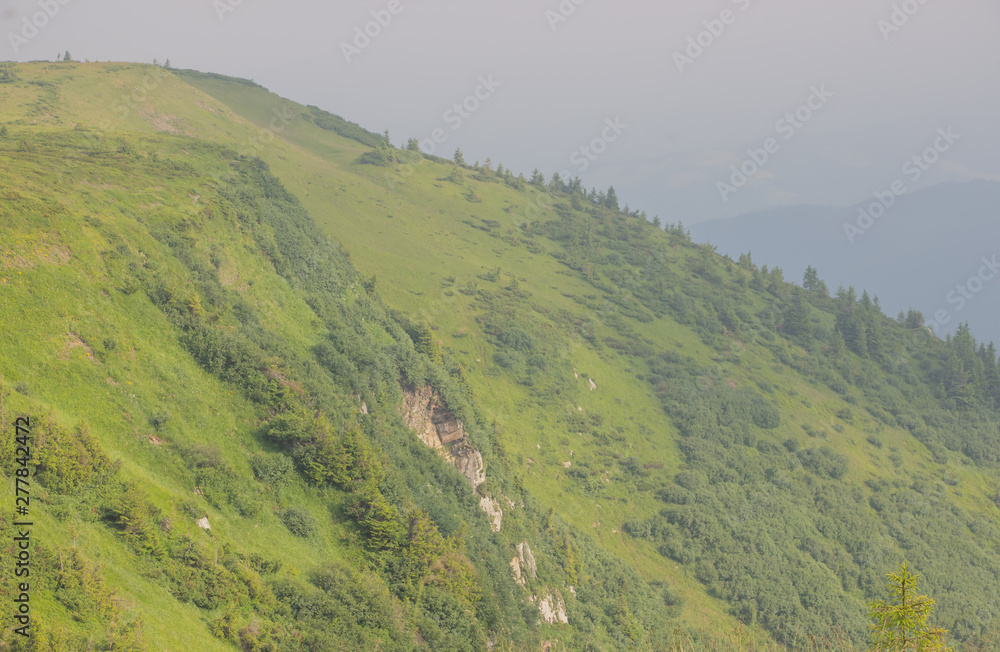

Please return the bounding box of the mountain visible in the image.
[2,61,1000,651]
[690,181,1000,343]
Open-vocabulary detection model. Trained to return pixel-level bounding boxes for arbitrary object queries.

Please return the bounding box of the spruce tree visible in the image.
[783,291,810,338]
[605,185,619,210]
[803,265,820,291]
[868,561,949,651]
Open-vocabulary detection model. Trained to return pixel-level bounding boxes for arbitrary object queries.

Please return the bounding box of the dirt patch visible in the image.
[0,232,72,271]
[139,107,185,134]
[194,99,218,115]
[61,332,99,364]
[147,434,166,446]
[218,264,238,287]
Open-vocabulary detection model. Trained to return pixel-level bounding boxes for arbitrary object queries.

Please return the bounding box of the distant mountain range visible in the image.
[690,180,1000,343]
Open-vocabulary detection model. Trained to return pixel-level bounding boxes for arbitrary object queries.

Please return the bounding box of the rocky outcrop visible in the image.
[401,386,484,489]
[402,386,503,529]
[517,542,537,579]
[532,593,568,625]
[510,556,525,586]
[452,441,486,489]
[480,496,503,532]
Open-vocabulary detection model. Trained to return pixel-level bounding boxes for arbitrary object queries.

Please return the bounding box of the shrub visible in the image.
[798,447,848,480]
[279,507,317,538]
[250,454,295,486]
[150,410,171,431]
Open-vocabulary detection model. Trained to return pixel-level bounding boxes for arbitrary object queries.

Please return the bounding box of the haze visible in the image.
[3,0,998,222]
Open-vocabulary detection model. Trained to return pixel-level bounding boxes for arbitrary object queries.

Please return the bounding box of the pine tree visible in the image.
[453,147,465,166]
[783,290,810,338]
[803,265,820,291]
[868,561,949,651]
[905,309,925,329]
[605,185,619,211]
[829,328,847,358]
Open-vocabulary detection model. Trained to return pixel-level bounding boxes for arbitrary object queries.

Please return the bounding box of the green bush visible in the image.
[279,507,317,538]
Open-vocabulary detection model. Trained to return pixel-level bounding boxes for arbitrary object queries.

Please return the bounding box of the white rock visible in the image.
[517,542,538,578]
[480,496,503,532]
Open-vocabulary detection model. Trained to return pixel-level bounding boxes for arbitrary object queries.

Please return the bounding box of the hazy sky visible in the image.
[4,0,999,222]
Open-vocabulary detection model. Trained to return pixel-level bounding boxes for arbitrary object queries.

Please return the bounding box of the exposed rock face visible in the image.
[517,542,537,578]
[480,496,503,532]
[401,386,484,489]
[402,386,449,450]
[403,386,501,529]
[196,517,211,530]
[452,441,486,489]
[589,378,597,391]
[535,594,568,625]
[510,556,525,586]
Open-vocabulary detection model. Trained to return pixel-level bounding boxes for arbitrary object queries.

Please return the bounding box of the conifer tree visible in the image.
[605,185,619,210]
[868,561,949,651]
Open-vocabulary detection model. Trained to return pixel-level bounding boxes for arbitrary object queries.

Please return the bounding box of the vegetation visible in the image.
[0,62,999,650]
[868,562,949,651]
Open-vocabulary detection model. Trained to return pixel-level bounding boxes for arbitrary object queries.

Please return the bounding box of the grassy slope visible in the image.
[176,67,1000,638]
[0,69,385,648]
[2,62,999,648]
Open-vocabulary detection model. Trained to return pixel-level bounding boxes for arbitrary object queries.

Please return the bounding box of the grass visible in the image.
[2,61,999,649]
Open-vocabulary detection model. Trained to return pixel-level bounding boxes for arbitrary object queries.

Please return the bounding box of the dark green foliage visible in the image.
[33,417,121,493]
[798,447,849,479]
[0,62,18,83]
[305,104,386,147]
[532,187,1000,645]
[278,507,317,537]
[250,453,295,486]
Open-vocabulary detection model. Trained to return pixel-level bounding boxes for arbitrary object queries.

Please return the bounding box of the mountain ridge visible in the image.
[2,61,1000,651]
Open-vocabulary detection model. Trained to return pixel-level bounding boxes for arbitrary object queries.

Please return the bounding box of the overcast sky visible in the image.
[3,0,998,223]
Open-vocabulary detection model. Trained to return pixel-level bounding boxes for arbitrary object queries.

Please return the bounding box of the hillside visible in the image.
[1,62,1000,651]
[690,181,1000,342]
